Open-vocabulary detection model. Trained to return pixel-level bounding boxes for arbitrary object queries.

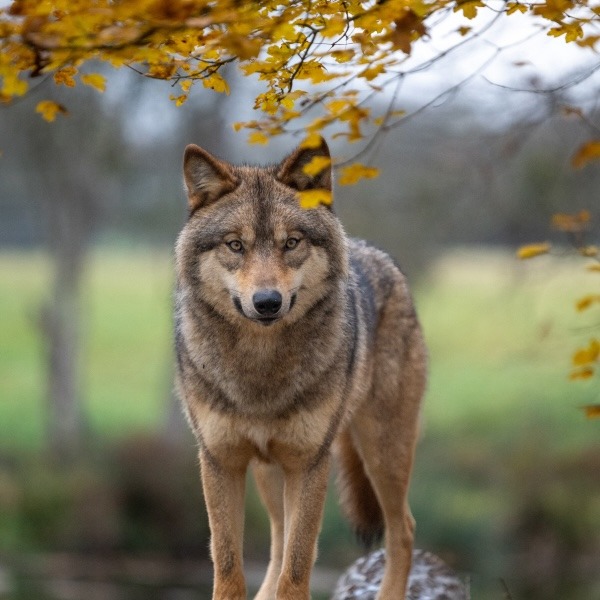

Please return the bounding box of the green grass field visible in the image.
[0,249,174,450]
[2,247,596,451]
[0,247,598,599]
[420,249,599,446]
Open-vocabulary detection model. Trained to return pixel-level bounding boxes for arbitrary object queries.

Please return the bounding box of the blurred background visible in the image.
[1,21,600,600]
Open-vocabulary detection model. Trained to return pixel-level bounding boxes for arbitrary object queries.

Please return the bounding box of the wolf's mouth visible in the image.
[256,316,279,326]
[232,292,297,325]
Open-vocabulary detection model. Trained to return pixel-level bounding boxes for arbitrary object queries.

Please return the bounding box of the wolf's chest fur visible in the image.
[175,273,354,418]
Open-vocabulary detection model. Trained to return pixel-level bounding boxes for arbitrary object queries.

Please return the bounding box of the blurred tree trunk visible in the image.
[41,261,85,461]
[17,89,117,462]
[40,174,92,462]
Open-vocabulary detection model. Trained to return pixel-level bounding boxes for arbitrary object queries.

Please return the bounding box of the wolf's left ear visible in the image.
[276,137,332,193]
[183,144,238,213]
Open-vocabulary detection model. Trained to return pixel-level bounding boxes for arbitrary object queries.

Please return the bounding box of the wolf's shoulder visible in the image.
[346,238,417,339]
[347,237,411,307]
[348,238,405,281]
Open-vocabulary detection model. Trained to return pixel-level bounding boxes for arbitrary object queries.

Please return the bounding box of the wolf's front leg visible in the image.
[276,455,330,600]
[252,461,285,600]
[199,449,248,600]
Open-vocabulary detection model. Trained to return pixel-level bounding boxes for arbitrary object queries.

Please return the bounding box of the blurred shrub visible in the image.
[3,435,208,557]
[410,432,600,600]
[114,434,208,555]
[506,445,600,599]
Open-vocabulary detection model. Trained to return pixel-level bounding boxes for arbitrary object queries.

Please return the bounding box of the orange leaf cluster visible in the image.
[552,210,591,233]
[572,140,600,169]
[576,294,600,312]
[571,338,599,381]
[581,404,600,419]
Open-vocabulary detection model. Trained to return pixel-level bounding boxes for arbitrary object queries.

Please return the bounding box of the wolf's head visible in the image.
[176,138,348,328]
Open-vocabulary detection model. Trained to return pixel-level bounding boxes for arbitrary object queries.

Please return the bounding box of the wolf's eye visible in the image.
[285,237,300,250]
[227,240,243,253]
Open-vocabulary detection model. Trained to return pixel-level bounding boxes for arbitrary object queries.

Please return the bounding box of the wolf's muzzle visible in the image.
[253,289,283,316]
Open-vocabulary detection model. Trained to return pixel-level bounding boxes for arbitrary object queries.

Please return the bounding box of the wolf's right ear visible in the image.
[276,137,332,193]
[183,145,237,212]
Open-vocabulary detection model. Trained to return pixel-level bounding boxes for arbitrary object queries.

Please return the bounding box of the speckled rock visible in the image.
[331,549,469,600]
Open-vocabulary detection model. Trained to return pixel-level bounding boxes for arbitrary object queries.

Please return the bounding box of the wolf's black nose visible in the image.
[253,290,283,315]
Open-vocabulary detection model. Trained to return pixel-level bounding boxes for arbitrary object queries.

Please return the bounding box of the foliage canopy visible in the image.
[2,1,600,165]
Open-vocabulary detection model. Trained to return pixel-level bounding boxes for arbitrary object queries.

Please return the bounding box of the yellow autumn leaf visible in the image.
[577,35,600,50]
[572,339,600,366]
[80,73,106,92]
[453,0,485,20]
[300,133,325,149]
[586,264,600,273]
[516,243,551,260]
[570,367,594,380]
[297,188,332,209]
[548,23,584,43]
[296,60,339,84]
[338,164,380,186]
[387,8,427,54]
[572,140,600,169]
[0,70,28,97]
[54,66,78,88]
[280,90,306,110]
[202,72,230,95]
[320,15,346,38]
[271,22,297,42]
[222,34,262,60]
[256,91,279,114]
[506,2,528,15]
[360,63,385,81]
[280,108,301,122]
[331,49,355,63]
[35,100,67,122]
[169,93,188,106]
[327,98,351,115]
[302,156,331,177]
[581,404,600,419]
[248,131,270,145]
[578,245,598,257]
[575,295,600,312]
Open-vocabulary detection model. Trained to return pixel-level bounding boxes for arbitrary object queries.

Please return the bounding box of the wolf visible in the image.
[174,137,427,600]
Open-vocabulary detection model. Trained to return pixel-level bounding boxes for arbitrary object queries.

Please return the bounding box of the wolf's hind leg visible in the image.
[350,406,419,600]
[252,461,285,600]
[352,304,426,600]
